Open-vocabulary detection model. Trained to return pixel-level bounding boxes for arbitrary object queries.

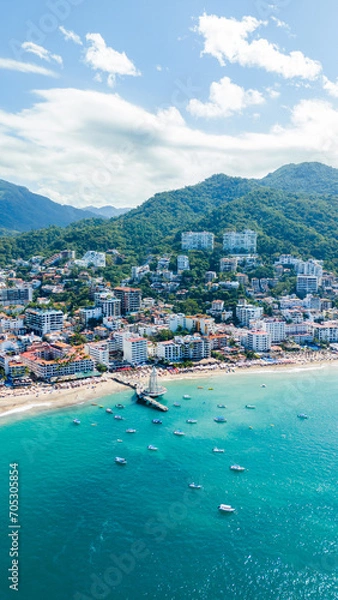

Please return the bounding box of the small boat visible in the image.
[186,419,197,424]
[152,418,162,424]
[183,394,191,399]
[197,386,204,389]
[91,423,97,427]
[212,447,224,453]
[115,403,125,409]
[245,404,256,409]
[73,418,81,425]
[115,456,127,465]
[214,416,227,423]
[91,402,98,406]
[174,430,185,436]
[208,387,214,390]
[147,445,158,451]
[218,504,235,513]
[114,415,124,420]
[173,402,181,407]
[261,384,266,388]
[99,405,104,409]
[126,428,136,433]
[217,404,227,409]
[106,408,113,414]
[117,439,123,443]
[230,465,245,472]
[297,413,309,419]
[188,483,202,489]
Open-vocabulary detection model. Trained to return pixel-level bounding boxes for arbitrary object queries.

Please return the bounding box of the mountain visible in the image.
[260,162,338,195]
[2,162,338,276]
[86,205,130,218]
[0,179,99,233]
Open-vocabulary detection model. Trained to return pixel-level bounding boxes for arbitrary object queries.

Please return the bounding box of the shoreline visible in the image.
[0,355,337,423]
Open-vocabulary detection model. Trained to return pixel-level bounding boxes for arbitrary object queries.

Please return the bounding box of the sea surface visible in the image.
[1,366,338,600]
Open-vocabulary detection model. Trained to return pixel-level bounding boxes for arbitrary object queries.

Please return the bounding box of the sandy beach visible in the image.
[1,352,337,423]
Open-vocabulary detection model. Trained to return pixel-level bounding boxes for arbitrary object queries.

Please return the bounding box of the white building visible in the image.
[85,341,110,366]
[123,335,148,365]
[236,303,263,327]
[223,230,257,254]
[157,340,183,362]
[94,292,121,318]
[82,251,106,268]
[177,255,190,273]
[296,275,319,296]
[295,259,323,281]
[169,313,186,332]
[275,254,301,266]
[262,320,286,343]
[312,321,338,343]
[220,257,238,272]
[181,231,214,251]
[79,306,102,325]
[245,330,271,352]
[25,309,64,336]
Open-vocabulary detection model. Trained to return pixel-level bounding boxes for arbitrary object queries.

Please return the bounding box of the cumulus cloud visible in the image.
[0,89,337,208]
[0,58,57,77]
[22,42,63,66]
[188,76,265,118]
[322,76,338,98]
[195,14,322,80]
[59,26,83,46]
[84,33,141,86]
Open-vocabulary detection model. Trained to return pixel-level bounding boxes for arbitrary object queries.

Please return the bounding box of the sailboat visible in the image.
[142,366,167,398]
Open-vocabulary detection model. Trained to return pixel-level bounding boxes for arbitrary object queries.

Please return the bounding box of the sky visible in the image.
[1,0,338,208]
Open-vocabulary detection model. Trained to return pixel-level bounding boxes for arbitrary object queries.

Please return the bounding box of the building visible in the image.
[95,292,121,318]
[177,255,190,273]
[245,330,271,352]
[178,335,211,361]
[79,306,102,325]
[123,335,147,365]
[262,320,286,343]
[295,259,323,281]
[157,340,183,362]
[312,321,338,343]
[220,257,238,272]
[181,231,214,251]
[25,309,64,336]
[296,275,319,296]
[205,271,217,283]
[223,230,257,254]
[85,341,109,366]
[113,287,141,314]
[21,342,94,381]
[211,300,225,313]
[0,286,33,306]
[236,303,263,327]
[131,265,150,281]
[82,251,106,268]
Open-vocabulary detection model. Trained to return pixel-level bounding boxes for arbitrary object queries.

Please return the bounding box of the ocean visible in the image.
[1,366,338,600]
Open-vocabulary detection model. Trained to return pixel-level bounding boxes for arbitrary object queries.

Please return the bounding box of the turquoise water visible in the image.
[1,366,338,600]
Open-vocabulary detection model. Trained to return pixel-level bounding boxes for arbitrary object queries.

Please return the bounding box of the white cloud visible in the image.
[22,42,63,66]
[322,76,338,98]
[59,26,83,46]
[195,14,322,80]
[266,86,280,99]
[0,58,57,77]
[188,76,265,118]
[156,65,163,71]
[84,33,140,86]
[0,89,338,208]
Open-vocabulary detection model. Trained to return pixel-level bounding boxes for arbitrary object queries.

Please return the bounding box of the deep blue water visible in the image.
[0,366,338,599]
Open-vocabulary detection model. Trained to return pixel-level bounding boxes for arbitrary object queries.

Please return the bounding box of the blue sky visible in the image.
[1,0,338,208]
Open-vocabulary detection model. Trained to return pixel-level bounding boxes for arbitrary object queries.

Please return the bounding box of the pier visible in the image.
[111,376,169,412]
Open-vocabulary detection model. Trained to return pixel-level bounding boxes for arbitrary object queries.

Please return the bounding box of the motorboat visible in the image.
[73,418,81,425]
[212,447,224,453]
[183,394,191,399]
[173,430,185,436]
[106,408,113,414]
[173,402,181,407]
[245,404,256,409]
[188,483,202,489]
[147,445,158,451]
[114,415,124,420]
[230,465,245,472]
[115,457,127,465]
[297,413,309,419]
[214,416,227,423]
[115,403,125,409]
[197,386,204,389]
[126,428,136,433]
[117,439,123,443]
[218,504,235,513]
[152,419,163,424]
[186,419,197,424]
[217,404,227,409]
[261,384,266,388]
[208,387,214,390]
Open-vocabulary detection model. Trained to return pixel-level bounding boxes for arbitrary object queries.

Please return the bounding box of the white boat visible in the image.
[261,384,266,388]
[217,404,227,409]
[218,504,235,513]
[152,419,162,424]
[174,430,185,436]
[106,408,113,414]
[114,415,124,420]
[126,428,136,433]
[230,465,245,472]
[186,419,197,424]
[183,394,191,399]
[115,457,127,465]
[117,439,123,443]
[245,404,256,410]
[189,483,202,489]
[173,402,181,407]
[214,416,227,423]
[147,445,158,451]
[297,413,309,419]
[73,418,81,425]
[212,447,224,453]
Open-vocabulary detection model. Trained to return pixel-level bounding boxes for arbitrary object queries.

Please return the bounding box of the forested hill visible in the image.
[260,162,338,195]
[2,166,338,275]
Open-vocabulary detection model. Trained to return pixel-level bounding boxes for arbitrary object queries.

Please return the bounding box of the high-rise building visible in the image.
[177,255,190,272]
[181,231,214,251]
[113,287,141,314]
[25,309,64,336]
[223,230,257,254]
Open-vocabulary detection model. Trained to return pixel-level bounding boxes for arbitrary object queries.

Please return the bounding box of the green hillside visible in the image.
[260,162,338,195]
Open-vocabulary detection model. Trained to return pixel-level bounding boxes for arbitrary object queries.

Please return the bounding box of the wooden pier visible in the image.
[111,377,168,412]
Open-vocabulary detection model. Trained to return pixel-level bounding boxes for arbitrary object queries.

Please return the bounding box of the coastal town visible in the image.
[0,226,337,408]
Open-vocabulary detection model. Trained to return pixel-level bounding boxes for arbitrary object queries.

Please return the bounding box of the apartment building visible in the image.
[113,287,141,314]
[181,231,214,251]
[25,309,64,336]
[223,230,257,254]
